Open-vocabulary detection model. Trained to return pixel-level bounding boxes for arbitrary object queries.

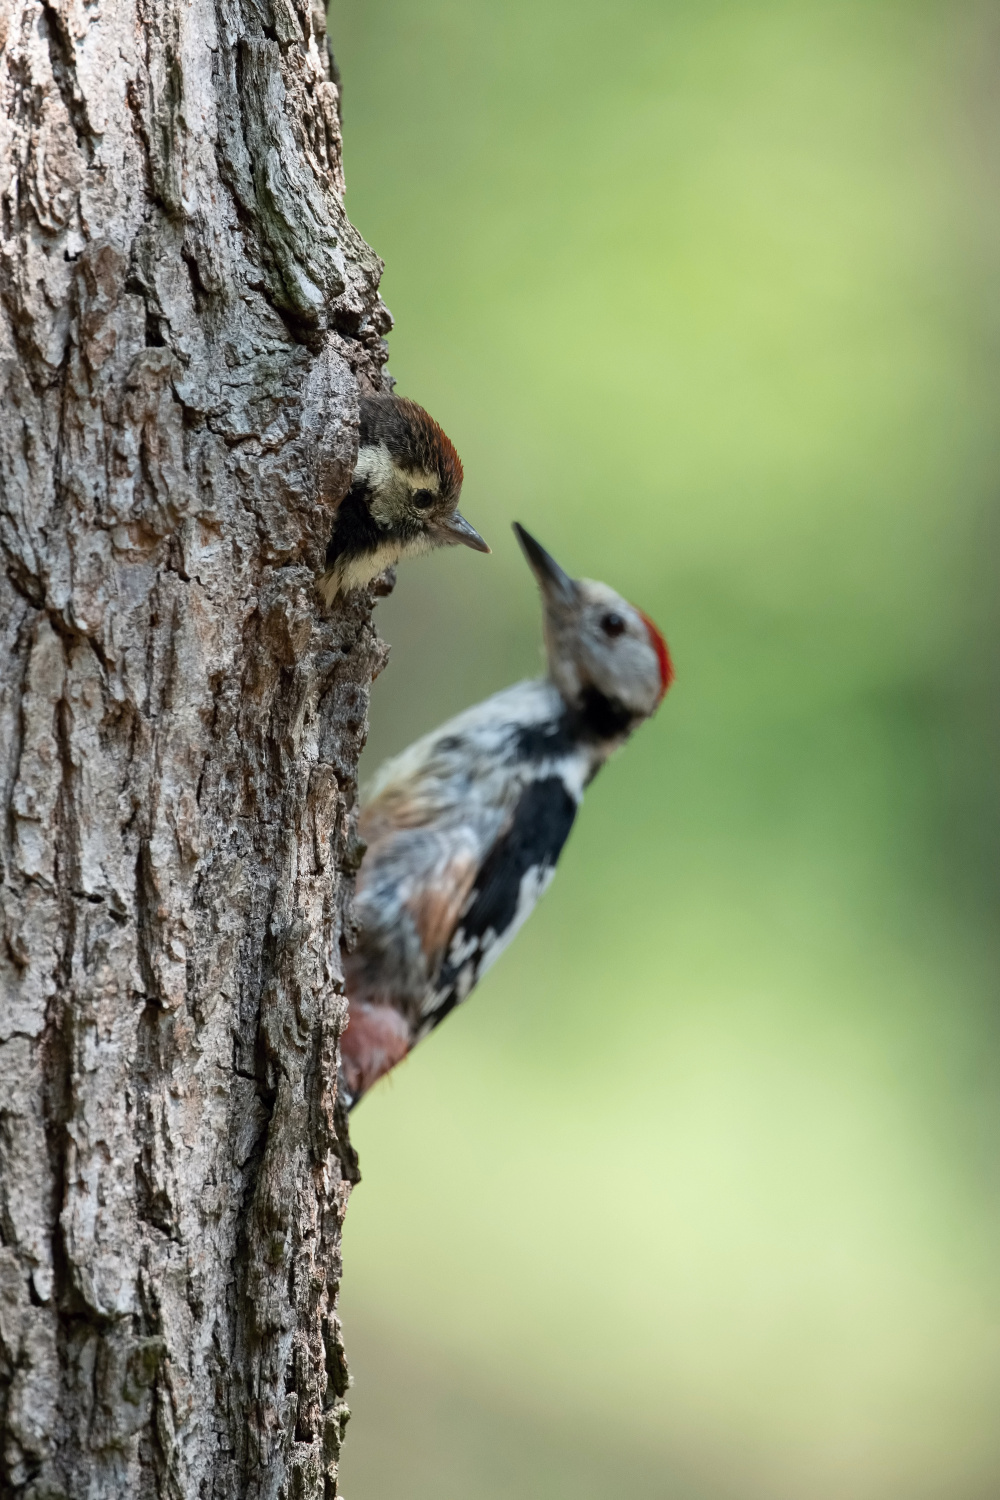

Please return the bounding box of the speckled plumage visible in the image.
[340,525,673,1107]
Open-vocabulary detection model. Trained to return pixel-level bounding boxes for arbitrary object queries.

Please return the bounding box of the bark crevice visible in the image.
[39,0,98,156]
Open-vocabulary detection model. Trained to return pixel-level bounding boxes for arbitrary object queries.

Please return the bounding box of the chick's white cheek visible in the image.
[354,444,395,505]
[381,481,428,531]
[369,489,400,527]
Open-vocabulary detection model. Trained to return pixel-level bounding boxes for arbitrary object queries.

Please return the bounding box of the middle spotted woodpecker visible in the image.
[318,393,490,606]
[340,522,673,1107]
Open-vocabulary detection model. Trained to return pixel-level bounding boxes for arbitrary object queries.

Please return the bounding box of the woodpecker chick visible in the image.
[340,522,673,1107]
[318,393,490,605]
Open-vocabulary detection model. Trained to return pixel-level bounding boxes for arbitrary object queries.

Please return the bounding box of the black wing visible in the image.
[421,776,578,1033]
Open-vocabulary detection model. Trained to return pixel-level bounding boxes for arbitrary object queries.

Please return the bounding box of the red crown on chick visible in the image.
[393,397,465,500]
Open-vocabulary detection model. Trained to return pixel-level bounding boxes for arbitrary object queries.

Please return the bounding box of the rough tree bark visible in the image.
[0,0,390,1493]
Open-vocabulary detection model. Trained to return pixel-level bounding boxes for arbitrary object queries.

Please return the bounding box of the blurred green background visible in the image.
[329,2,1000,1496]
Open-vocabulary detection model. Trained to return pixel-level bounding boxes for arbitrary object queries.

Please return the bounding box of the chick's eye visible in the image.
[600,612,626,638]
[412,489,436,510]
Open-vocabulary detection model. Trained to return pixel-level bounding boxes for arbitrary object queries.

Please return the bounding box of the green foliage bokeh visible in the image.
[330,2,1000,1496]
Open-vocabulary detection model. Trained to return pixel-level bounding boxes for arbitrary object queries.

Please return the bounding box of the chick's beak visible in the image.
[512,523,577,607]
[439,511,491,553]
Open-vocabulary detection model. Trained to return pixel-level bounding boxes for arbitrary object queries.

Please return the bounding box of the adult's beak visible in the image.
[439,511,491,553]
[512,523,577,606]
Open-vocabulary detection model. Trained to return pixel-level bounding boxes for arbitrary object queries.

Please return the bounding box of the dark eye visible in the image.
[601,612,626,638]
[412,489,436,510]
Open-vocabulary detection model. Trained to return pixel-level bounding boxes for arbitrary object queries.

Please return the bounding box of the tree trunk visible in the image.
[0,0,388,1493]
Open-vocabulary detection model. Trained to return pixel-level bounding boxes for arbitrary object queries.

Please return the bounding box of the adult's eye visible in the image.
[412,489,436,510]
[601,612,626,638]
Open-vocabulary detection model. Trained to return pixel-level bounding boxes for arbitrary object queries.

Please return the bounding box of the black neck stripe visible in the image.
[513,687,636,760]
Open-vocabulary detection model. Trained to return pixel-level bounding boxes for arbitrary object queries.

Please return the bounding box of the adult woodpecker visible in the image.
[318,393,490,605]
[340,522,673,1107]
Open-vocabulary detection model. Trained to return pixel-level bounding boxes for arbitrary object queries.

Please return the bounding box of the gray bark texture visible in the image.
[0,0,391,1493]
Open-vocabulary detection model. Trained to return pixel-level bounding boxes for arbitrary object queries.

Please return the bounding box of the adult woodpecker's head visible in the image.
[319,394,490,605]
[513,522,673,734]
